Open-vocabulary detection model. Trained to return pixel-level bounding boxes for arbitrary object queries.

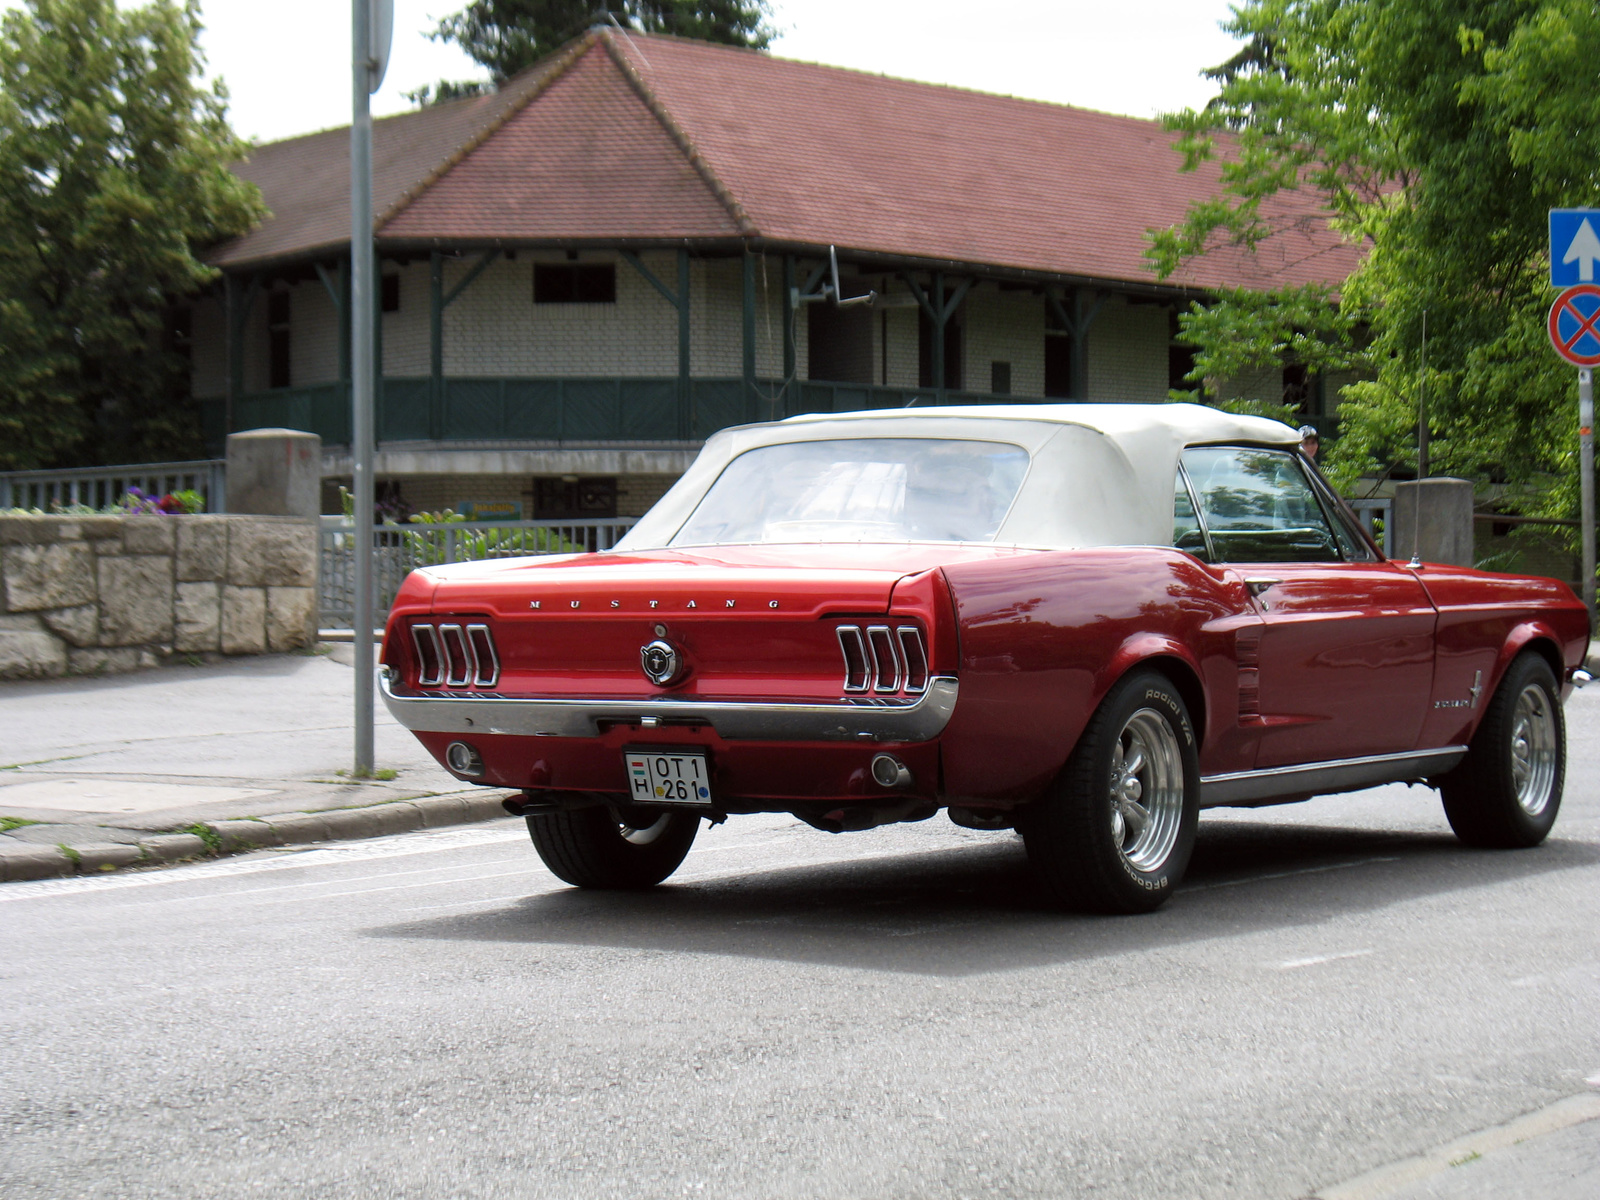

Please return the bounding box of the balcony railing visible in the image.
[204,376,1038,450]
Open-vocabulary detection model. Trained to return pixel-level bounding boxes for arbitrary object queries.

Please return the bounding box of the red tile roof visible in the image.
[210,31,1361,293]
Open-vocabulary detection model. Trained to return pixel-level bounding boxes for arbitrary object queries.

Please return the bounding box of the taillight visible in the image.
[837,626,870,692]
[898,627,928,693]
[410,621,499,689]
[836,623,927,696]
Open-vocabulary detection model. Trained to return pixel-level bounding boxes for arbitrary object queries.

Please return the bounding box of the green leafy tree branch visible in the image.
[1149,0,1600,529]
[0,0,264,470]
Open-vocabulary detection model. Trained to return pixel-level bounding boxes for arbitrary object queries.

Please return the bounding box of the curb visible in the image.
[0,791,515,883]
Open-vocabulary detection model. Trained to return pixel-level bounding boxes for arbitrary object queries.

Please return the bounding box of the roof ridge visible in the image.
[618,30,1170,126]
[599,29,757,238]
[374,30,603,232]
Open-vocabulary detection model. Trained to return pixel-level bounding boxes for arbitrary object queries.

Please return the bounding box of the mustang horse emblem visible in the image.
[640,639,684,686]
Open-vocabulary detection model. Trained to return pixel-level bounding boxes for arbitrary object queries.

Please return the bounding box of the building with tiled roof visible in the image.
[191,28,1359,520]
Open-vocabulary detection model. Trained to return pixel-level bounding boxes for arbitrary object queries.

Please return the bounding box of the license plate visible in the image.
[625,751,713,805]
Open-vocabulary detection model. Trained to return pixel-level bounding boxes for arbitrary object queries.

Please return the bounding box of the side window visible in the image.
[1181,446,1341,563]
[1173,470,1209,560]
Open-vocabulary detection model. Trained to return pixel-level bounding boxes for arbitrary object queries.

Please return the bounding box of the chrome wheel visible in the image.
[620,813,673,846]
[1509,684,1558,816]
[1109,708,1185,871]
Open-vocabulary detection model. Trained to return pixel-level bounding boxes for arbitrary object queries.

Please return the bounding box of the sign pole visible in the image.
[350,0,390,775]
[1581,367,1596,622]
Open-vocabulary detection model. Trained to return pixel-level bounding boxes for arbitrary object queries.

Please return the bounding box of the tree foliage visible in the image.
[412,0,775,104]
[1149,0,1600,527]
[0,0,263,470]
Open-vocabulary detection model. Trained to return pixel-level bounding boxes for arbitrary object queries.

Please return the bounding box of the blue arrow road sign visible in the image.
[1551,209,1600,286]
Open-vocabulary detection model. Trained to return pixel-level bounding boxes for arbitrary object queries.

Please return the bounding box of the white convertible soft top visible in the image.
[618,403,1301,551]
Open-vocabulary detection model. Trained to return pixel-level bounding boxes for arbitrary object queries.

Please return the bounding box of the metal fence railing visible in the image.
[319,518,638,631]
[1345,496,1393,555]
[0,459,227,513]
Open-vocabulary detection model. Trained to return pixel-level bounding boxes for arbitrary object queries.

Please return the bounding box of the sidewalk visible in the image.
[0,647,514,881]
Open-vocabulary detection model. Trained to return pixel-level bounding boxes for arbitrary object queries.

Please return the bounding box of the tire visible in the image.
[1439,653,1565,849]
[1020,670,1200,914]
[527,803,700,889]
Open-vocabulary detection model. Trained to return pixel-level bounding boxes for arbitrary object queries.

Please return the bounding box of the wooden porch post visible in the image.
[742,248,757,418]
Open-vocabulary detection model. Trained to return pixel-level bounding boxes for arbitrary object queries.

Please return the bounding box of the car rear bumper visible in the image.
[378,666,960,743]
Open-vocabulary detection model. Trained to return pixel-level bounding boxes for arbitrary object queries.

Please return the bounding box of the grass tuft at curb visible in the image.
[0,792,515,883]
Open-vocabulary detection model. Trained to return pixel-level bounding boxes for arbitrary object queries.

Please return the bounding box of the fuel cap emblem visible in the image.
[640,639,684,686]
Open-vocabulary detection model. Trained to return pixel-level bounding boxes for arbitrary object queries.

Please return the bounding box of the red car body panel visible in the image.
[382,538,1588,817]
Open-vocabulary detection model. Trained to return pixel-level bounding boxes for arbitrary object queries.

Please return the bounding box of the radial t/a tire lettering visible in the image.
[1439,653,1564,849]
[1019,670,1200,914]
[527,804,700,889]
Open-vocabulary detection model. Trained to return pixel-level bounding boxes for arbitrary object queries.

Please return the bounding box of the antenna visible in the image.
[829,246,876,308]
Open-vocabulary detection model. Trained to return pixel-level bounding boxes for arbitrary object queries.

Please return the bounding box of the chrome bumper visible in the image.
[378,666,959,743]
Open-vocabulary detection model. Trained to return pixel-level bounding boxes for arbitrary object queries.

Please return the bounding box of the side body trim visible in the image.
[1200,746,1468,807]
[378,667,959,743]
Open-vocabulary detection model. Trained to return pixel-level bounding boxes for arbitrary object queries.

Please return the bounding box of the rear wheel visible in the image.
[1020,670,1199,913]
[527,804,700,889]
[1439,653,1564,848]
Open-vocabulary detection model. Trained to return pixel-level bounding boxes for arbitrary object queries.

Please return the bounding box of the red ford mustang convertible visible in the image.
[381,404,1590,912]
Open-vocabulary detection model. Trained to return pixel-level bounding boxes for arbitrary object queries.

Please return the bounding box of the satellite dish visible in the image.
[366,0,394,94]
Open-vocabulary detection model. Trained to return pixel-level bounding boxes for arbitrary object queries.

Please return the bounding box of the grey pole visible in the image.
[1580,367,1596,623]
[351,0,376,775]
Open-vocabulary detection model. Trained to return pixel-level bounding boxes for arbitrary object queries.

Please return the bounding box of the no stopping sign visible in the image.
[1548,285,1600,366]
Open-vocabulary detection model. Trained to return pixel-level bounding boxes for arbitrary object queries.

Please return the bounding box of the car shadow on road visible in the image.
[367,822,1600,977]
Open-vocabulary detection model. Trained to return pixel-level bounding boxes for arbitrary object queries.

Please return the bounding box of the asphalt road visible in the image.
[3,691,1597,1199]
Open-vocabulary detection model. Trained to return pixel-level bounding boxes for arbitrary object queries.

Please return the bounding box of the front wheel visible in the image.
[1020,670,1200,913]
[1439,653,1565,848]
[527,804,700,889]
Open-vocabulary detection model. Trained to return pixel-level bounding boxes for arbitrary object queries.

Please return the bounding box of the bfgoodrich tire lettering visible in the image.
[527,804,699,889]
[1020,670,1200,914]
[1439,652,1565,849]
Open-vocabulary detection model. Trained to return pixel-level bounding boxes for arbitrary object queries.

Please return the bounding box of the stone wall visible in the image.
[0,515,317,680]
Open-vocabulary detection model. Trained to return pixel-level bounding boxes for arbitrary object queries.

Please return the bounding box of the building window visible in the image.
[809,302,874,384]
[1044,333,1072,398]
[534,476,618,520]
[534,263,616,304]
[1168,307,1198,395]
[267,290,291,389]
[381,274,401,313]
[990,361,1012,395]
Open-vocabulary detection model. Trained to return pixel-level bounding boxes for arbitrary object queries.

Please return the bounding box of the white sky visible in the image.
[182,0,1244,145]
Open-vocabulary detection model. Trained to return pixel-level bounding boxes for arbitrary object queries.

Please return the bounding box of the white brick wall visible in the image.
[964,283,1046,396]
[188,259,1180,408]
[1086,297,1168,402]
[294,280,341,384]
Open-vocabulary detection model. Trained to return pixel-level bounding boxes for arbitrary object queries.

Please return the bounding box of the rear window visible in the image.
[669,438,1031,545]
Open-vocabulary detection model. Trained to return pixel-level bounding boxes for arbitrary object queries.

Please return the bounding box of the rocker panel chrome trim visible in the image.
[378,667,959,743]
[1200,746,1468,807]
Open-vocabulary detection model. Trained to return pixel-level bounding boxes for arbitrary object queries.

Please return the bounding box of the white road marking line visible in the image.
[1314,1092,1600,1199]
[1183,856,1400,892]
[272,868,535,904]
[398,893,538,913]
[102,858,534,908]
[1276,949,1374,971]
[0,825,526,902]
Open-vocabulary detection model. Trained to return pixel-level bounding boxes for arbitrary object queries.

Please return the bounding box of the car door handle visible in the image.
[1245,577,1282,597]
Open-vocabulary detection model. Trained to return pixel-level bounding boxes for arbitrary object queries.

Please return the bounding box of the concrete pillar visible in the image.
[225,428,322,518]
[1392,477,1475,566]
